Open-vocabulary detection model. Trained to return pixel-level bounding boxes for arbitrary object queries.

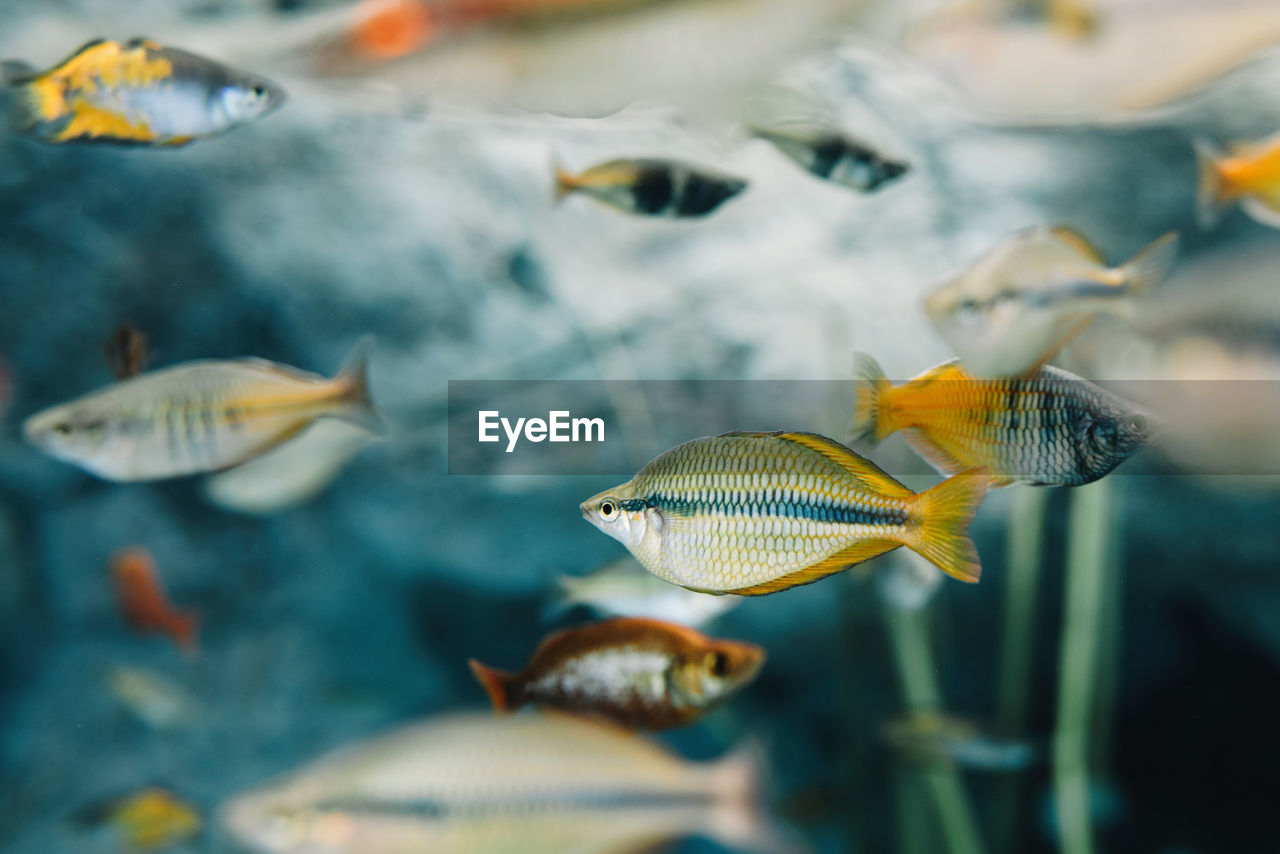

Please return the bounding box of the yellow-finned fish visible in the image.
[75,787,201,852]
[1195,134,1280,230]
[219,711,787,854]
[2,38,284,147]
[923,228,1178,379]
[581,431,988,591]
[851,354,1156,487]
[554,158,748,217]
[24,339,381,482]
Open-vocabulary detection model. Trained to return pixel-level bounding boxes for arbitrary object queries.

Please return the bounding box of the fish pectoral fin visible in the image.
[730,539,902,596]
[1049,227,1105,264]
[773,431,914,499]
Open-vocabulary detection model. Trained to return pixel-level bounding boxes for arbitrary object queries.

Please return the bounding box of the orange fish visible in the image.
[103,324,149,380]
[469,617,764,730]
[347,0,436,61]
[112,548,199,652]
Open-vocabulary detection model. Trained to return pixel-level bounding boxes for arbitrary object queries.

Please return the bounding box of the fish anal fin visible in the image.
[1049,227,1105,264]
[730,539,901,596]
[773,431,914,499]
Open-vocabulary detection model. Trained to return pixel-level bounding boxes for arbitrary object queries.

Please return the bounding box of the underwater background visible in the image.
[4,1,1280,853]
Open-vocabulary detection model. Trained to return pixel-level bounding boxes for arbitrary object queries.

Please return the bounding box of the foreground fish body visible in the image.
[556,556,741,626]
[24,340,380,481]
[752,126,909,193]
[1195,134,1280,230]
[555,158,747,217]
[851,355,1155,487]
[2,38,285,146]
[204,419,380,515]
[469,617,764,729]
[581,431,988,590]
[112,547,199,652]
[77,788,201,852]
[881,711,1036,772]
[220,711,783,854]
[923,228,1178,378]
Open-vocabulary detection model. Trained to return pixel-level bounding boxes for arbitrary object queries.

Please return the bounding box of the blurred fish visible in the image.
[204,419,380,515]
[882,710,1036,771]
[555,158,747,218]
[581,431,988,590]
[24,339,381,482]
[104,324,150,381]
[106,666,199,729]
[220,711,788,854]
[469,617,764,729]
[851,354,1156,487]
[2,38,284,147]
[112,547,199,652]
[75,787,201,852]
[1195,134,1280,230]
[556,556,740,627]
[752,125,909,193]
[923,228,1178,378]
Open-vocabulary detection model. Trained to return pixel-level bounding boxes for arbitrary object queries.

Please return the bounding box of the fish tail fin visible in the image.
[906,469,989,583]
[1194,138,1232,230]
[1,60,36,85]
[468,659,518,713]
[332,336,385,435]
[850,352,896,447]
[1120,231,1179,296]
[1,62,45,132]
[706,741,802,854]
[553,158,577,204]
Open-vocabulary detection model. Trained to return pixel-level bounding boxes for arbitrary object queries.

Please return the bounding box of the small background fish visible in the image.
[73,788,201,852]
[112,547,199,652]
[554,556,741,627]
[555,158,748,217]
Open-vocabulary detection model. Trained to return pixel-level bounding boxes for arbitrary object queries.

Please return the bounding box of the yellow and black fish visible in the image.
[2,38,285,147]
[753,126,909,193]
[555,158,747,218]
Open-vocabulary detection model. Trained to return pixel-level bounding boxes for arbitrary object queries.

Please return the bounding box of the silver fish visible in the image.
[24,339,381,482]
[555,557,741,627]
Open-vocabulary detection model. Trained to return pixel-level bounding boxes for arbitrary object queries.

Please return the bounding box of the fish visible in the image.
[752,125,910,193]
[923,228,1178,378]
[104,324,150,380]
[219,711,789,854]
[203,418,380,515]
[555,556,741,627]
[580,430,989,591]
[468,617,764,729]
[23,338,381,482]
[1195,134,1280,230]
[2,38,285,147]
[881,710,1037,772]
[105,666,199,729]
[850,354,1157,487]
[112,547,199,652]
[554,158,748,218]
[75,787,201,852]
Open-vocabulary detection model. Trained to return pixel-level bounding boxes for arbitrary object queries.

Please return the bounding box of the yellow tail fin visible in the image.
[906,469,988,583]
[850,352,896,447]
[1194,139,1232,230]
[332,336,385,435]
[553,159,577,204]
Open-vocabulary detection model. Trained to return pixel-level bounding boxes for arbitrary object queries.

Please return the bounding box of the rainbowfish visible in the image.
[112,547,199,652]
[555,556,741,627]
[851,355,1156,487]
[752,125,909,193]
[555,158,748,218]
[581,431,988,590]
[469,617,764,730]
[105,666,199,730]
[2,38,284,147]
[881,710,1036,772]
[24,339,381,482]
[1195,134,1280,230]
[923,228,1178,378]
[219,711,786,854]
[76,787,201,852]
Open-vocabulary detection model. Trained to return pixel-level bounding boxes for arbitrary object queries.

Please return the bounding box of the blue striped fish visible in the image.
[581,431,988,594]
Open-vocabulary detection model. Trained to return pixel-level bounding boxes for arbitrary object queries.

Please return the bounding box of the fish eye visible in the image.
[956,300,982,325]
[709,651,730,677]
[52,422,73,436]
[599,500,618,520]
[251,85,267,100]
[1126,413,1149,435]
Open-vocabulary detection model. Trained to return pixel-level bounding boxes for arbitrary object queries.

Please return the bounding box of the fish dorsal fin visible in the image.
[774,431,915,499]
[1049,227,1105,264]
[731,539,901,596]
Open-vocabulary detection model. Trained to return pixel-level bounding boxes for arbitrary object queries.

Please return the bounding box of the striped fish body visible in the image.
[219,712,776,854]
[5,38,284,146]
[753,127,910,193]
[24,342,378,482]
[582,432,987,592]
[852,356,1155,487]
[556,158,747,218]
